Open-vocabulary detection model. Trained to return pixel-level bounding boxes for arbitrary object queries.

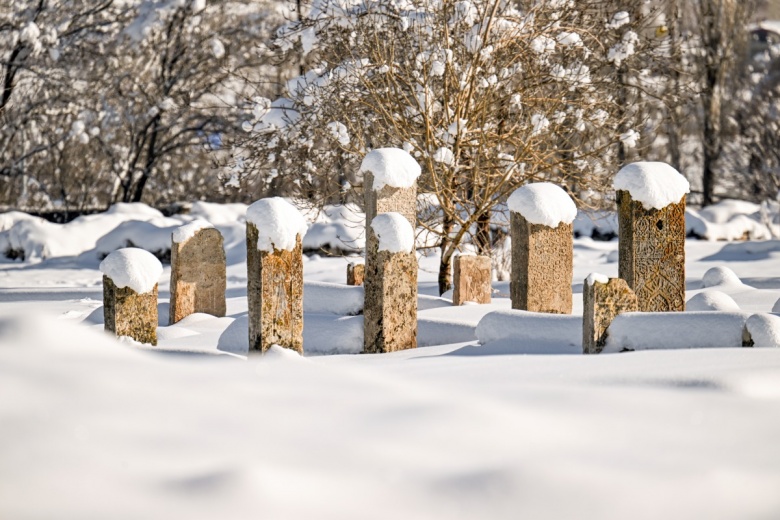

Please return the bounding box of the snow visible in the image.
[360,148,421,191]
[585,272,610,286]
[172,220,214,244]
[304,281,363,315]
[475,310,581,354]
[507,182,577,228]
[686,290,741,312]
[98,247,163,294]
[246,198,308,253]
[702,266,744,288]
[370,213,415,253]
[746,313,780,348]
[613,161,690,210]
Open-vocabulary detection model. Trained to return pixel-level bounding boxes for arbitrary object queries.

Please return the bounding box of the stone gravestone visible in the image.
[347,262,365,286]
[508,183,576,314]
[452,254,492,305]
[614,162,689,312]
[246,198,307,354]
[582,274,638,354]
[169,222,226,324]
[360,148,420,353]
[100,248,162,345]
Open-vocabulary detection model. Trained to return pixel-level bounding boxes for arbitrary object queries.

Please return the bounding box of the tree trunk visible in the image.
[438,218,453,295]
[473,211,491,255]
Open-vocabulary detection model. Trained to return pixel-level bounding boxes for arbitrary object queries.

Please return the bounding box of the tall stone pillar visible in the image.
[508,183,576,314]
[614,162,689,312]
[361,148,421,353]
[582,275,638,354]
[452,254,492,305]
[169,224,226,324]
[246,198,307,354]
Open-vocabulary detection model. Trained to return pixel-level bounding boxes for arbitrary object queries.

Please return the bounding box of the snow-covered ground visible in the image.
[2,203,780,518]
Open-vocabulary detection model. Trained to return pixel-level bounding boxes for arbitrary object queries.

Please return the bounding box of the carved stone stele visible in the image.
[103,276,158,345]
[347,262,365,286]
[246,223,304,354]
[510,212,573,314]
[453,255,492,305]
[169,227,226,324]
[617,191,686,312]
[582,277,638,354]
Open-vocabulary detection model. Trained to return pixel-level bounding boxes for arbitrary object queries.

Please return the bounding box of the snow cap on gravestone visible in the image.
[613,162,690,210]
[370,212,415,253]
[99,247,163,294]
[507,182,577,228]
[360,148,421,191]
[171,219,214,244]
[246,197,308,253]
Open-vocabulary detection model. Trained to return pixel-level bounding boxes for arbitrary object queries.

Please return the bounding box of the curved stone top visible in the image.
[507,182,577,228]
[613,162,690,210]
[370,212,415,253]
[99,247,163,294]
[172,219,215,244]
[246,197,308,253]
[360,148,421,191]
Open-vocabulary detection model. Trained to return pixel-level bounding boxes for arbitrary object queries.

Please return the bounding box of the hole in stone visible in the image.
[656,220,663,231]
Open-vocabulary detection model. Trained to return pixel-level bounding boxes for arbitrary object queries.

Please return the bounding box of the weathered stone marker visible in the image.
[508,182,576,314]
[614,162,689,312]
[169,222,226,324]
[100,248,163,345]
[582,274,638,354]
[246,198,307,354]
[347,262,365,286]
[452,254,492,305]
[360,148,420,353]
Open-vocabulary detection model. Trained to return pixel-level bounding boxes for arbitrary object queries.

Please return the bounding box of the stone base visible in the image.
[247,223,304,354]
[510,213,573,314]
[582,277,638,354]
[347,263,365,286]
[169,228,226,324]
[452,255,491,305]
[103,276,158,345]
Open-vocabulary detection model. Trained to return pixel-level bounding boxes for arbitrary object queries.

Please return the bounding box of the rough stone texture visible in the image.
[617,190,686,312]
[453,255,492,305]
[363,171,418,353]
[510,212,573,314]
[169,227,226,324]
[582,277,638,354]
[347,262,365,286]
[103,275,158,345]
[246,223,304,354]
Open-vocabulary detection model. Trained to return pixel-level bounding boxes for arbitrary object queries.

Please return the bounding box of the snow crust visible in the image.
[370,213,415,253]
[507,182,577,228]
[746,313,780,348]
[613,162,690,210]
[360,148,421,191]
[702,266,743,288]
[172,220,214,244]
[686,290,741,312]
[246,198,308,252]
[98,248,163,294]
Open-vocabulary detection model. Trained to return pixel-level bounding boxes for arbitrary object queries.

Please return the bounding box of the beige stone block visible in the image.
[169,227,226,324]
[347,262,365,286]
[510,212,573,314]
[617,191,686,312]
[246,223,304,354]
[103,276,158,345]
[582,277,638,354]
[452,255,492,305]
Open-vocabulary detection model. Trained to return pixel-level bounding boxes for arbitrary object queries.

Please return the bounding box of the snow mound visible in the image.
[475,310,581,354]
[686,209,771,241]
[702,266,743,288]
[772,298,780,313]
[746,314,780,348]
[99,248,163,294]
[304,282,363,315]
[95,219,181,259]
[302,204,365,253]
[360,148,421,191]
[604,312,751,352]
[104,202,164,217]
[246,197,308,252]
[686,291,741,312]
[613,162,690,210]
[189,201,248,225]
[172,220,214,244]
[370,213,414,253]
[507,182,577,228]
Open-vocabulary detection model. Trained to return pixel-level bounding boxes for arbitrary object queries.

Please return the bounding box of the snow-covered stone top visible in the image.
[613,162,690,210]
[370,212,414,253]
[172,220,214,244]
[585,272,610,286]
[99,248,163,294]
[246,197,308,253]
[360,148,421,191]
[507,182,577,228]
